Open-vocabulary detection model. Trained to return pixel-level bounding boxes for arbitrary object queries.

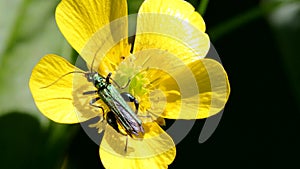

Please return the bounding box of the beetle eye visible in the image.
[86,74,93,82]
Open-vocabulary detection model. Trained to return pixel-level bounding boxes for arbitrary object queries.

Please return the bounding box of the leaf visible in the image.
[127,0,144,14]
[0,113,78,169]
[0,0,74,122]
[265,1,300,108]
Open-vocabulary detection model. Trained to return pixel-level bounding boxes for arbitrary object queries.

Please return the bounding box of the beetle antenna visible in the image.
[90,42,105,73]
[40,70,86,89]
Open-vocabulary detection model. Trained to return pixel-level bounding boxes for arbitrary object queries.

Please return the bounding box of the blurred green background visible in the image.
[0,0,299,168]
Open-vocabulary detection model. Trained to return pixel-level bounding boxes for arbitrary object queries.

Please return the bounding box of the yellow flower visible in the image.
[29,0,230,168]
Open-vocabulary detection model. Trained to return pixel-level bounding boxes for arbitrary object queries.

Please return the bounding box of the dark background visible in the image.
[0,0,299,168]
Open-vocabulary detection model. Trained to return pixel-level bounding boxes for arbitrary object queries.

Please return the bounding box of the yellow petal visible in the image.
[56,0,130,67]
[29,54,99,123]
[100,122,176,169]
[139,0,206,32]
[133,0,209,62]
[149,58,230,119]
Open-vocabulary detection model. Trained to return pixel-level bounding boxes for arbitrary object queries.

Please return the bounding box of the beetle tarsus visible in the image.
[89,97,104,113]
[124,136,128,152]
[83,90,97,95]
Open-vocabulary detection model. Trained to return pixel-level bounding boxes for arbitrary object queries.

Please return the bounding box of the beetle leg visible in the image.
[124,135,128,152]
[113,78,131,89]
[83,90,97,95]
[121,92,139,114]
[106,72,130,89]
[89,97,104,113]
[105,72,112,84]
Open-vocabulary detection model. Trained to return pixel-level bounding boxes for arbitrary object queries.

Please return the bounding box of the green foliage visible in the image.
[266,0,300,108]
[0,0,76,169]
[0,0,73,121]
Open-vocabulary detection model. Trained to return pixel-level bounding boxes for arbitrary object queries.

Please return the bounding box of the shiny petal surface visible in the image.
[29,54,98,123]
[56,0,130,68]
[100,122,176,169]
[157,58,231,119]
[133,0,209,62]
[138,0,206,32]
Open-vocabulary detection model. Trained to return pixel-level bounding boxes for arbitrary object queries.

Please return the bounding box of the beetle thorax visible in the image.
[92,73,106,89]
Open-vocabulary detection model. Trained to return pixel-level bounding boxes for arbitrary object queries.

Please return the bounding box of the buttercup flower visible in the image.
[29,0,230,168]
